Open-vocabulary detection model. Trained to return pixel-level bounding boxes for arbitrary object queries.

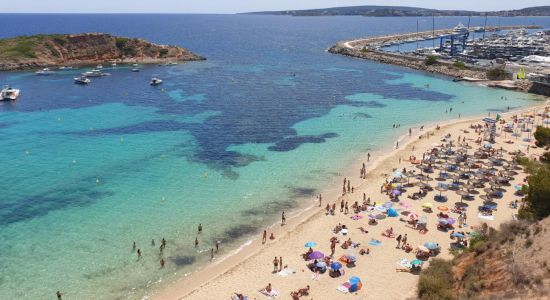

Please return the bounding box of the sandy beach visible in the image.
[153,99,549,300]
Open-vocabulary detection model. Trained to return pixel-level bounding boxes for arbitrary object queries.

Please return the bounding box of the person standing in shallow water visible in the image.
[195,237,199,248]
[160,258,165,268]
[281,211,286,225]
[262,230,267,244]
[56,291,62,300]
[137,249,141,259]
[210,248,214,260]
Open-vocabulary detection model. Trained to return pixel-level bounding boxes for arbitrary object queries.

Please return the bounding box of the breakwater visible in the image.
[328,25,544,93]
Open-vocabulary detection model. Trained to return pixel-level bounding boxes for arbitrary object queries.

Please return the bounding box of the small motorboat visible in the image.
[0,85,20,101]
[150,78,163,86]
[59,66,73,70]
[96,64,103,69]
[132,63,139,67]
[131,68,140,72]
[74,76,91,84]
[36,68,55,75]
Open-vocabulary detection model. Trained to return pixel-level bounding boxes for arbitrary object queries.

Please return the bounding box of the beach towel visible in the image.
[337,282,351,293]
[368,239,382,246]
[478,213,494,221]
[277,268,295,277]
[397,258,412,269]
[259,289,279,299]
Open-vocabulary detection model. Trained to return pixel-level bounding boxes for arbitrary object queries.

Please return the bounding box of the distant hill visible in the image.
[245,5,550,17]
[0,33,205,71]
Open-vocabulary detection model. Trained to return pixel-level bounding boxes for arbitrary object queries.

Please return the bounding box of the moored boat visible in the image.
[0,85,20,101]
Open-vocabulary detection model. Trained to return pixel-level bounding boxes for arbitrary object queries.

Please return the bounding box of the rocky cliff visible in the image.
[0,33,205,71]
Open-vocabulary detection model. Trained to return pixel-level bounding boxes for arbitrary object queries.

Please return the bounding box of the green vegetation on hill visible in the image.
[247,5,550,17]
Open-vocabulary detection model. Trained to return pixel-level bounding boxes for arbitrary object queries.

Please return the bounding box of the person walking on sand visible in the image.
[401,234,407,249]
[344,202,349,214]
[210,248,214,260]
[367,152,371,162]
[396,141,399,149]
[319,194,322,207]
[396,234,402,249]
[279,256,283,272]
[216,240,220,253]
[262,230,267,244]
[273,256,279,273]
[340,200,344,212]
[409,128,412,136]
[347,181,351,193]
[281,211,286,225]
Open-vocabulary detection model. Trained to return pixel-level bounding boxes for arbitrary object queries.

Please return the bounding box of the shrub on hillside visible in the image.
[418,259,455,300]
[425,55,438,66]
[486,67,510,80]
[453,61,466,69]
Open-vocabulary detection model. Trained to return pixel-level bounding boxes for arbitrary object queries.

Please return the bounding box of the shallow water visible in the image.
[0,14,548,299]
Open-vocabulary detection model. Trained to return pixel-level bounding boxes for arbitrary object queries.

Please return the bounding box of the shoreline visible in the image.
[152,97,549,300]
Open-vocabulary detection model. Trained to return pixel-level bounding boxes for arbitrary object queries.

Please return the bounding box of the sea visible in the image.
[0,14,548,299]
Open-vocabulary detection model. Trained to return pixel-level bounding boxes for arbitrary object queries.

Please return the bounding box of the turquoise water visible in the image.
[0,14,547,299]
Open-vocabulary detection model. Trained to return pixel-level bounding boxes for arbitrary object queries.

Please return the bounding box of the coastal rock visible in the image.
[0,33,205,71]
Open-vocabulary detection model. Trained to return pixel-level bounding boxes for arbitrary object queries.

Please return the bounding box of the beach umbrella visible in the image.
[330,262,342,270]
[308,251,325,260]
[400,201,412,210]
[417,245,429,252]
[446,218,456,225]
[438,218,449,225]
[451,232,465,238]
[316,261,327,268]
[349,276,361,285]
[411,259,424,266]
[387,207,398,217]
[304,242,317,248]
[424,242,439,250]
[456,190,469,197]
[422,202,433,209]
[437,206,449,212]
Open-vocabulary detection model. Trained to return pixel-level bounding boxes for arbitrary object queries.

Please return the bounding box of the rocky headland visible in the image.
[0,33,205,71]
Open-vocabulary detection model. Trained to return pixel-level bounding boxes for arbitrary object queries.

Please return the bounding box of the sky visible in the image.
[0,0,547,14]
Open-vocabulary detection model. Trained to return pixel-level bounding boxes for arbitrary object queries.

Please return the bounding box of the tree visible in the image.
[534,126,550,147]
[525,165,550,220]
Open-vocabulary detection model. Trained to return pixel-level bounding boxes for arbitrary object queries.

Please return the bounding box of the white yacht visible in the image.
[82,69,111,77]
[0,85,20,101]
[131,68,140,72]
[74,76,91,84]
[150,78,163,86]
[35,68,55,75]
[96,64,103,69]
[452,22,469,35]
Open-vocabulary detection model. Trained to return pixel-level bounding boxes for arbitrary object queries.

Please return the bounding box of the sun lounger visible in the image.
[478,213,494,221]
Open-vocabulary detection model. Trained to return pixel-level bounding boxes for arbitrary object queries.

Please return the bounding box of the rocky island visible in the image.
[0,33,205,71]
